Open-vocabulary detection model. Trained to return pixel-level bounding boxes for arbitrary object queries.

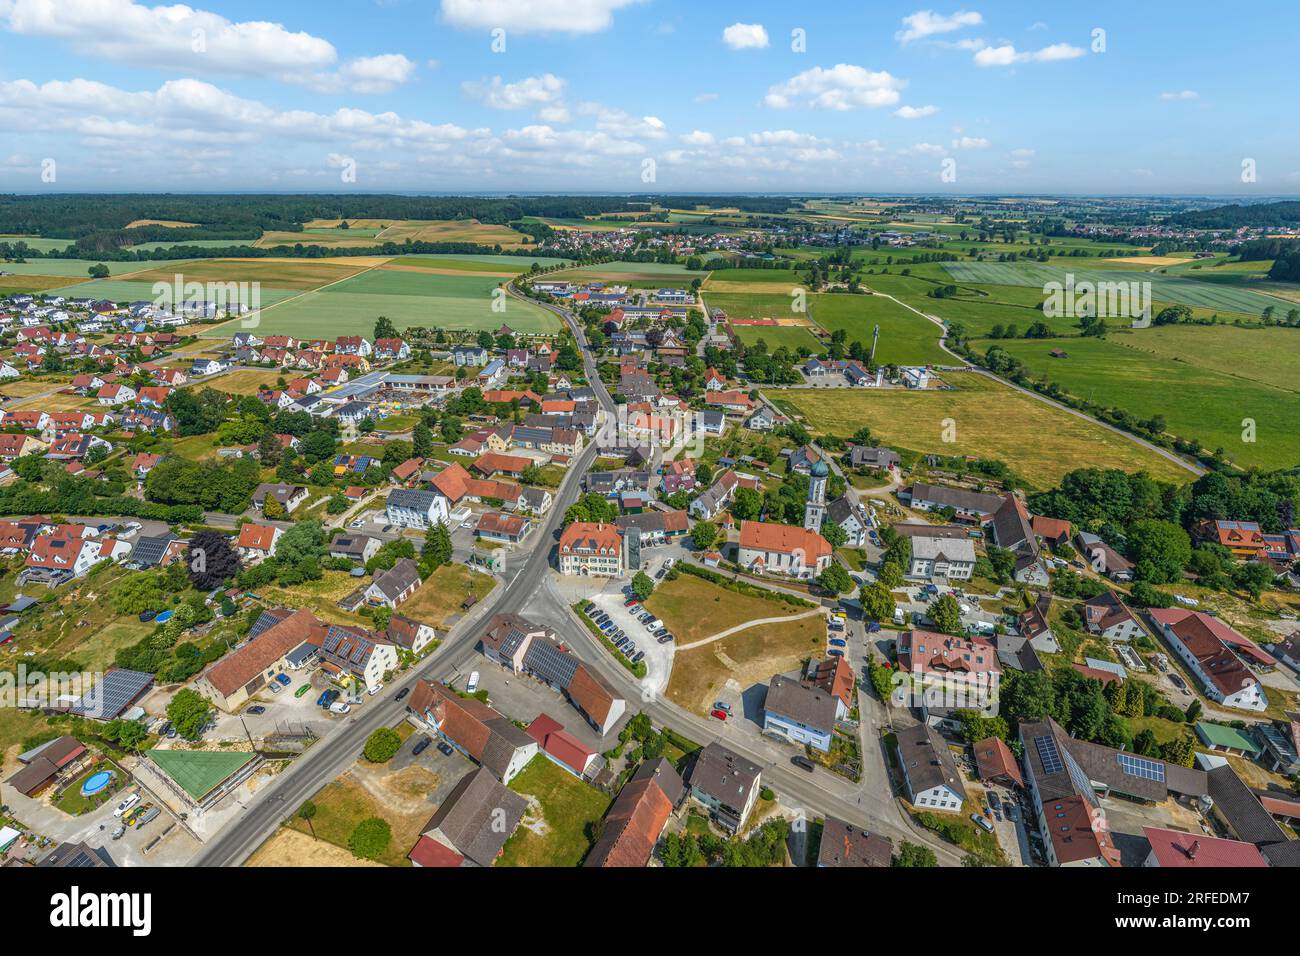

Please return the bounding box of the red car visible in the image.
[710,708,728,721]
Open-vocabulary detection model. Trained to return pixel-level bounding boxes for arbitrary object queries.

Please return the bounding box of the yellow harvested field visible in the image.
[202,368,281,396]
[128,257,372,289]
[246,827,383,868]
[125,219,199,229]
[704,281,808,294]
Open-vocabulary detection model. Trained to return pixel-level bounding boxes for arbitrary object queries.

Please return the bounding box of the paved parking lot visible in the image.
[588,586,674,695]
[441,654,626,749]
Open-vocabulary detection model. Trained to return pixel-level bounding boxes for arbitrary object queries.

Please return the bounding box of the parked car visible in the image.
[826,648,844,657]
[110,825,126,841]
[295,684,312,698]
[138,610,156,623]
[792,755,816,772]
[828,638,847,648]
[267,682,282,694]
[436,741,454,757]
[466,671,480,694]
[114,794,141,817]
[713,701,731,713]
[395,687,410,701]
[246,705,266,716]
[632,651,644,664]
[412,735,432,756]
[317,689,339,708]
[663,558,674,569]
[710,708,728,721]
[655,568,666,580]
[329,701,351,715]
[275,673,292,686]
[971,813,994,833]
[657,633,674,644]
[866,622,882,633]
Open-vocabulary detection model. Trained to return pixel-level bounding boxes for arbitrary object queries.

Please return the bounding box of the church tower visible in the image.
[804,460,829,531]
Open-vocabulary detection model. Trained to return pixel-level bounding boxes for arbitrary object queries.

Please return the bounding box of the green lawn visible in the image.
[807,293,948,365]
[992,335,1300,469]
[497,755,613,867]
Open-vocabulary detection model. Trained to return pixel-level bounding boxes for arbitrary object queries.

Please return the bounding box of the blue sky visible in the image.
[1,0,1297,194]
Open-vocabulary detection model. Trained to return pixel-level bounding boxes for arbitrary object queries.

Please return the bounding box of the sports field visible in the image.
[773,372,1192,487]
[944,261,1287,314]
[993,335,1300,470]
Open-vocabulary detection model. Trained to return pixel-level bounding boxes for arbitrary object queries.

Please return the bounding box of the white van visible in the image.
[113,794,141,817]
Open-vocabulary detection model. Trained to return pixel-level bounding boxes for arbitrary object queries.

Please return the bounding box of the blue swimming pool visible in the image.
[80,770,113,797]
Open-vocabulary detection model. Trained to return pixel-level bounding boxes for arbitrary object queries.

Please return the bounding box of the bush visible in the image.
[349,817,392,860]
[363,727,402,763]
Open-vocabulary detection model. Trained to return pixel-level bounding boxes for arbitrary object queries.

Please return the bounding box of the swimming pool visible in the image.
[80,770,113,797]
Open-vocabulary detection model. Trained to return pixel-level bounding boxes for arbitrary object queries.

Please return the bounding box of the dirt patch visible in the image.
[246,827,383,867]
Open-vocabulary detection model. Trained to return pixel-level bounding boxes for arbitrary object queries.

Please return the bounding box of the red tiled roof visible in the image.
[738,520,832,561]
[973,736,1024,788]
[1142,826,1266,868]
[203,609,325,698]
[408,834,465,868]
[237,523,278,552]
[526,713,595,776]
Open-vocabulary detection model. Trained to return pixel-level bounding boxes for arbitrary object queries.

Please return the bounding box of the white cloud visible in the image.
[973,42,1085,66]
[681,130,714,145]
[722,22,769,50]
[765,64,905,111]
[1159,89,1199,101]
[537,105,571,123]
[439,0,642,33]
[900,142,947,156]
[895,104,939,119]
[952,135,990,149]
[896,9,982,43]
[462,73,566,110]
[1009,147,1034,168]
[0,0,414,91]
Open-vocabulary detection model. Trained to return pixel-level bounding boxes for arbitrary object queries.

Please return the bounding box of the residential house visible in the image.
[1148,608,1270,711]
[195,609,327,712]
[252,483,309,514]
[329,533,380,564]
[385,488,450,530]
[364,558,422,609]
[1076,531,1135,582]
[895,722,966,812]
[386,614,436,655]
[1142,827,1267,868]
[902,483,1002,521]
[907,534,976,581]
[558,522,624,577]
[1082,590,1146,641]
[687,742,762,834]
[584,764,681,868]
[816,817,893,868]
[762,674,838,752]
[408,768,526,867]
[236,523,281,562]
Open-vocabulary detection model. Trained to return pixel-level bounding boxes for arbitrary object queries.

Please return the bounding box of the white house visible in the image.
[896,722,966,812]
[907,535,976,581]
[1149,608,1268,712]
[385,489,449,530]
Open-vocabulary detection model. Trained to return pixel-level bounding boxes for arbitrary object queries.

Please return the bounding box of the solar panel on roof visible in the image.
[522,639,579,688]
[71,668,153,719]
[1117,752,1165,782]
[1035,735,1064,775]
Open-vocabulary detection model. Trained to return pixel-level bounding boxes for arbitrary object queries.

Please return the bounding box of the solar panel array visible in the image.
[1117,752,1166,782]
[71,668,153,719]
[1034,735,1064,775]
[522,638,580,689]
[321,626,373,666]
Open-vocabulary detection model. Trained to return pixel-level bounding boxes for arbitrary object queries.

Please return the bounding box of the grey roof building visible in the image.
[416,767,527,866]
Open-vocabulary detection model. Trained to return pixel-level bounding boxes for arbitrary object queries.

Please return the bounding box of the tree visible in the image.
[420,523,453,577]
[691,521,719,552]
[363,727,402,763]
[1128,519,1192,584]
[731,487,762,521]
[297,800,318,839]
[928,594,963,634]
[859,582,896,622]
[412,422,434,459]
[187,530,242,591]
[349,817,392,860]
[820,521,848,548]
[877,561,904,589]
[166,689,211,741]
[88,262,110,279]
[631,571,655,602]
[818,563,853,595]
[892,841,937,867]
[374,316,398,341]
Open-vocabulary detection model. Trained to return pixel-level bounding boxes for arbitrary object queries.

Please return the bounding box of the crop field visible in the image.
[388,253,570,273]
[201,266,557,338]
[944,261,1287,314]
[773,372,1192,487]
[0,257,197,277]
[0,274,77,294]
[123,239,255,252]
[703,267,805,290]
[257,218,533,249]
[128,257,372,290]
[47,277,299,307]
[807,294,948,365]
[550,260,707,282]
[993,336,1300,470]
[0,235,76,253]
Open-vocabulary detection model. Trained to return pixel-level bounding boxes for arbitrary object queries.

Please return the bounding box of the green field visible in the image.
[704,267,806,287]
[201,267,557,338]
[0,235,76,253]
[552,260,707,279]
[993,334,1300,470]
[944,261,1288,314]
[390,253,570,272]
[0,257,197,277]
[49,277,299,306]
[807,293,948,365]
[772,371,1192,487]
